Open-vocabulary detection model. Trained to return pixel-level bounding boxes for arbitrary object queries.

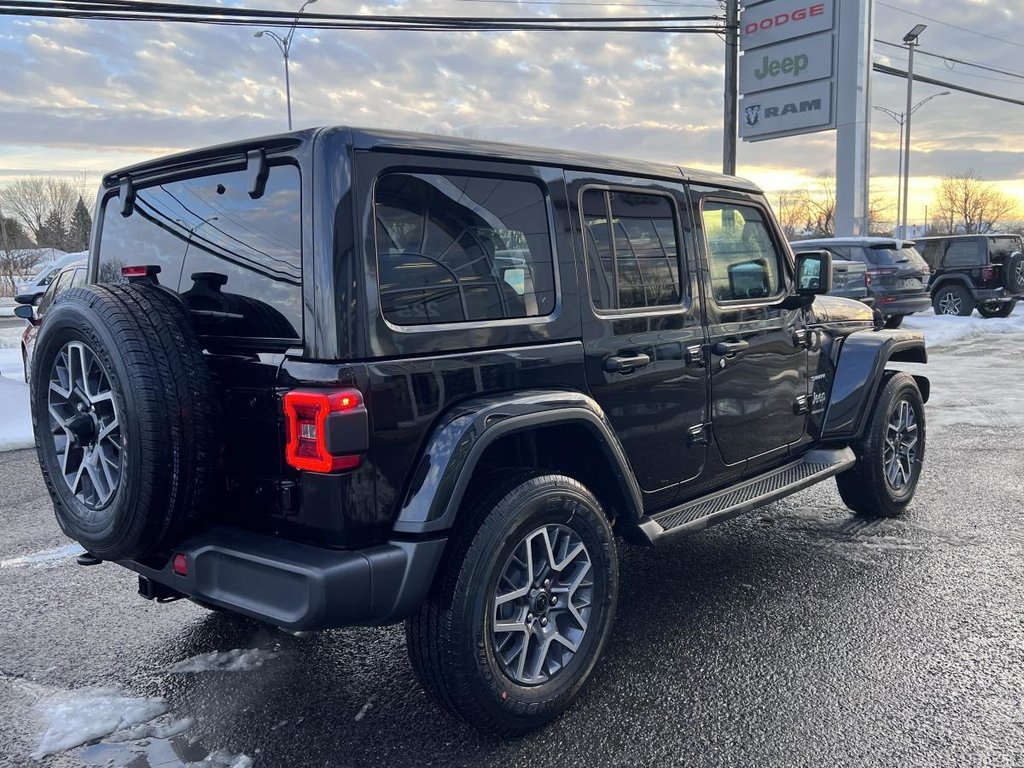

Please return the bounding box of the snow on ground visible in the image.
[166,648,282,674]
[1,297,17,318]
[0,322,32,451]
[31,687,170,759]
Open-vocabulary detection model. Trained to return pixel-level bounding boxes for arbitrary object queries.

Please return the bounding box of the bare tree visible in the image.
[0,176,80,247]
[790,174,892,238]
[932,170,1018,234]
[0,204,43,295]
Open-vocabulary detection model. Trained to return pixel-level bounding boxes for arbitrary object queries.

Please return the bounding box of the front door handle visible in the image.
[603,352,652,373]
[713,340,749,357]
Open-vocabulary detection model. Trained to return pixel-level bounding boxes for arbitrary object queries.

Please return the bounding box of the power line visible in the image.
[876,1,1024,52]
[875,39,1024,83]
[874,62,1024,109]
[0,0,724,32]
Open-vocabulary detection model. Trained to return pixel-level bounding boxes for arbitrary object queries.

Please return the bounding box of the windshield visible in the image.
[867,244,929,269]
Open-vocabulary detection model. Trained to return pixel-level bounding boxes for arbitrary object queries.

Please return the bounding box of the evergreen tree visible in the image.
[70,197,92,252]
[38,209,68,251]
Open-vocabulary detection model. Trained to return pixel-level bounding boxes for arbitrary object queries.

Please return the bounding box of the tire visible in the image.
[836,372,925,518]
[405,472,618,735]
[932,284,974,316]
[977,301,1016,319]
[1003,252,1024,293]
[29,283,220,561]
[883,314,905,329]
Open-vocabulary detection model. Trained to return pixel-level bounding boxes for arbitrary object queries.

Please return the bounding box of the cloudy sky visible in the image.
[1,0,1023,227]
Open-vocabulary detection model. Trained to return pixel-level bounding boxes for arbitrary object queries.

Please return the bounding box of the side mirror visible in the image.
[796,250,832,295]
[14,304,35,321]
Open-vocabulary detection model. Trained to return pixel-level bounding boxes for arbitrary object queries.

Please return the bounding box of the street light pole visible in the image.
[874,91,946,237]
[723,0,739,176]
[900,24,927,237]
[255,0,318,131]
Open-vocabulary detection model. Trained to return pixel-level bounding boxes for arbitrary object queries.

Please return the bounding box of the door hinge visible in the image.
[688,423,709,445]
[685,344,706,367]
[794,395,810,415]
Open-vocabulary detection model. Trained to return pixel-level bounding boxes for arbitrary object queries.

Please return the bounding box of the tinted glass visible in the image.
[944,240,982,267]
[97,164,302,342]
[989,236,1022,259]
[866,244,929,269]
[702,202,783,302]
[374,173,555,326]
[37,268,76,316]
[582,189,681,310]
[918,241,941,267]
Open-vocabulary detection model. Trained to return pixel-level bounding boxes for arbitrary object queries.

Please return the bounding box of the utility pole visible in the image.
[900,24,926,237]
[723,0,739,176]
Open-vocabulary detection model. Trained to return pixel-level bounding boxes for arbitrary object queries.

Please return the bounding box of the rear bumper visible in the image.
[972,288,1021,302]
[873,294,931,317]
[120,527,446,631]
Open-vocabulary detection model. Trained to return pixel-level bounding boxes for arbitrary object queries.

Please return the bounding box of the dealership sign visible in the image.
[739,0,838,142]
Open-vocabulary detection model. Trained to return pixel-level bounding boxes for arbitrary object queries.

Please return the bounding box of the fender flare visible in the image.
[391,390,643,535]
[821,329,929,441]
[929,274,974,297]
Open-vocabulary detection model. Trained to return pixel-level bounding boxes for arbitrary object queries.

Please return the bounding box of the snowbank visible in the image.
[902,304,1024,349]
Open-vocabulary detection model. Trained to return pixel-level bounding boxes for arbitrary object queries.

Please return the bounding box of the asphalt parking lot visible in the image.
[1,315,1023,768]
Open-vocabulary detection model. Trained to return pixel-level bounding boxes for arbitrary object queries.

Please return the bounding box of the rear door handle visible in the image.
[603,353,652,373]
[713,340,749,357]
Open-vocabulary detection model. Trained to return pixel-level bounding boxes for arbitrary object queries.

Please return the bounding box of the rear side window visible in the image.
[37,268,77,316]
[373,173,556,326]
[97,163,303,342]
[582,189,682,311]
[944,240,982,267]
[918,241,941,267]
[702,201,783,302]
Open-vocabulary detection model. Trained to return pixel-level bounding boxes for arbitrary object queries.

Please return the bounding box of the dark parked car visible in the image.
[27,128,929,734]
[13,260,87,382]
[791,237,931,327]
[914,234,1024,317]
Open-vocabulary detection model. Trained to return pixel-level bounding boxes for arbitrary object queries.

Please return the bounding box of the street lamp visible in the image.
[900,23,928,236]
[255,0,318,130]
[874,91,948,236]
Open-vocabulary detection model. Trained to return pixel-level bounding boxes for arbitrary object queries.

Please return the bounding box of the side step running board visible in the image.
[637,448,856,546]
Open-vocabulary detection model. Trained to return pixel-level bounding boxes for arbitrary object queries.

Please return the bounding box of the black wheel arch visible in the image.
[391,390,643,536]
[820,329,929,442]
[929,274,976,298]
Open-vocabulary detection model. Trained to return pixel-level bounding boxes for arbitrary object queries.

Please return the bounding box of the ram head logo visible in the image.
[744,104,761,127]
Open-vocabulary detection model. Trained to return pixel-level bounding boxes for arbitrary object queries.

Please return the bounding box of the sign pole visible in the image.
[834,0,874,236]
[724,0,739,175]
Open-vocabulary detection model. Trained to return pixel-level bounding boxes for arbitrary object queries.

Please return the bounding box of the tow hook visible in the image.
[76,552,103,566]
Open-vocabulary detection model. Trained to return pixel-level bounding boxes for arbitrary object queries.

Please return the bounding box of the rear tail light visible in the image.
[121,265,161,278]
[865,267,897,287]
[283,389,365,473]
[981,266,996,282]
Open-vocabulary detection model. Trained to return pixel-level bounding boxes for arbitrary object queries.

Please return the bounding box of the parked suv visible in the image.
[914,234,1024,317]
[28,128,929,734]
[791,238,931,327]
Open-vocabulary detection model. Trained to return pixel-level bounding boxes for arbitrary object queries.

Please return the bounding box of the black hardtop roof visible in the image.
[104,126,762,193]
[792,236,915,248]
[913,233,1021,241]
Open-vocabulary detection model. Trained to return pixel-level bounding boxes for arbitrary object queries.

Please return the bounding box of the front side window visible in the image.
[582,189,682,311]
[374,173,556,326]
[97,163,303,342]
[702,201,784,302]
[37,267,77,316]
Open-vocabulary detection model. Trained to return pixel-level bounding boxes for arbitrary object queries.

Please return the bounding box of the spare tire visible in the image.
[1004,251,1024,293]
[29,283,220,561]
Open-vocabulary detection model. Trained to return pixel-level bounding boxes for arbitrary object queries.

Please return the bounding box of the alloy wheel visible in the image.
[883,397,918,492]
[938,290,961,315]
[1015,260,1024,289]
[47,341,123,509]
[491,524,594,686]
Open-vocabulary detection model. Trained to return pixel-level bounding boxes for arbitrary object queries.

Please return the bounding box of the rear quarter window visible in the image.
[943,240,982,267]
[96,163,303,343]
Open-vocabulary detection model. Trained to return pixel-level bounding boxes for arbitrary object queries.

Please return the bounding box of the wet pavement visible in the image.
[1,335,1023,768]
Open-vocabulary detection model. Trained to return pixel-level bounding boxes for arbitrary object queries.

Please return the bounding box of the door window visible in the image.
[581,189,682,311]
[702,201,784,302]
[373,172,556,326]
[36,267,77,317]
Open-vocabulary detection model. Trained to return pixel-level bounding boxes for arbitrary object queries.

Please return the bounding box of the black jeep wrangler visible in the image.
[28,128,929,734]
[915,234,1024,317]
